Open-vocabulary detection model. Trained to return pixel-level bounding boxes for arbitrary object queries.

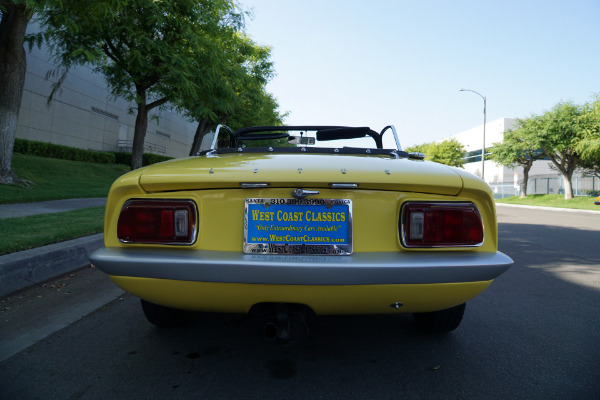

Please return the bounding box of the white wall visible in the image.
[16,22,198,158]
[446,117,562,184]
[449,118,516,153]
[446,118,514,182]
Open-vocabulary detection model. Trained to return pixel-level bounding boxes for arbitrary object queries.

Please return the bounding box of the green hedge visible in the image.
[14,139,116,164]
[112,151,174,167]
[113,151,132,166]
[14,139,173,166]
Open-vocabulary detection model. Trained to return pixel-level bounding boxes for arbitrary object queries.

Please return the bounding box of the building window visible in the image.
[463,148,492,163]
[91,107,119,121]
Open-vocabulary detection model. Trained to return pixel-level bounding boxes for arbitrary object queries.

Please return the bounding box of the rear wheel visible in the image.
[412,303,466,333]
[141,299,195,327]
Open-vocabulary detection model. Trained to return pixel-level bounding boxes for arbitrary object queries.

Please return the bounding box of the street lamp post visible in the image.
[459,88,486,180]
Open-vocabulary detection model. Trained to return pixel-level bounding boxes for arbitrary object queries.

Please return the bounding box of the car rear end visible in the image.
[90,125,512,336]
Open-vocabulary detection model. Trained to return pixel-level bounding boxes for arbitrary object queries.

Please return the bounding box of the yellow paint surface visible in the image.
[109,275,492,315]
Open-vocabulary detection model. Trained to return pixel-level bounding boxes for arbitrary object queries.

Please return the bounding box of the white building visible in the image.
[448,118,594,197]
[449,117,518,183]
[15,24,199,158]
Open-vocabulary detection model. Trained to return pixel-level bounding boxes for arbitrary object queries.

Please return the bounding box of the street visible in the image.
[1,205,599,399]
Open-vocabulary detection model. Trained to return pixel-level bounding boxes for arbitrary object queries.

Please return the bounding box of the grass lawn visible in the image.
[495,194,600,211]
[0,154,129,204]
[0,207,105,255]
[0,155,127,255]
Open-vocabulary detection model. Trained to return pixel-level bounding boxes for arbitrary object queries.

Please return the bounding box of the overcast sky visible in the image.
[239,0,600,148]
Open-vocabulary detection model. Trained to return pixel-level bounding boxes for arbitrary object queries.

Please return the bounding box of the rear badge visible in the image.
[291,188,320,199]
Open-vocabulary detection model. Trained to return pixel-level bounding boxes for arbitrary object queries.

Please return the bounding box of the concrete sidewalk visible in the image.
[0,197,106,219]
[0,198,107,297]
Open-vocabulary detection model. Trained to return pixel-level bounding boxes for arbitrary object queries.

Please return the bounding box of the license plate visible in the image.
[244,198,352,255]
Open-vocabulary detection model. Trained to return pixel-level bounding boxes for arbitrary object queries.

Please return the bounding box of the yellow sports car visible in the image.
[90,125,512,343]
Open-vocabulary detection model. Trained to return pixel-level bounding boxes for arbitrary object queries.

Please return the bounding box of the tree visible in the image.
[537,102,585,200]
[0,0,36,184]
[488,117,546,197]
[428,138,466,168]
[38,0,245,170]
[192,88,286,153]
[404,142,430,157]
[578,157,600,180]
[575,97,600,178]
[227,88,286,131]
[405,139,465,168]
[186,34,283,155]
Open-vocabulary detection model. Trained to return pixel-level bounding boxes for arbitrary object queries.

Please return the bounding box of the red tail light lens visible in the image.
[117,200,197,244]
[401,202,484,248]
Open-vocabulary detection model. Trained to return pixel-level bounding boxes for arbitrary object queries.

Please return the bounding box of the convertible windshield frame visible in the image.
[205,125,404,156]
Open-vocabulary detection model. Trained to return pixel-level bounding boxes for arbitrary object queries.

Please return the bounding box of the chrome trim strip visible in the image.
[90,248,513,285]
[330,183,358,189]
[240,183,269,188]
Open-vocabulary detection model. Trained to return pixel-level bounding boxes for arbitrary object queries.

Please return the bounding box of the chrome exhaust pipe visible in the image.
[253,303,313,345]
[263,321,279,342]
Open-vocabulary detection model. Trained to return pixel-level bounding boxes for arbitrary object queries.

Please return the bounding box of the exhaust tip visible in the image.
[263,322,278,341]
[252,303,314,345]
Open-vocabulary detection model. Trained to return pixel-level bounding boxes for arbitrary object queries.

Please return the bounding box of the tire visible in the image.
[412,303,466,333]
[140,299,195,327]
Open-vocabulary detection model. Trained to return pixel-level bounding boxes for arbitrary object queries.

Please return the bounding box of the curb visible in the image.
[0,234,104,297]
[495,202,600,215]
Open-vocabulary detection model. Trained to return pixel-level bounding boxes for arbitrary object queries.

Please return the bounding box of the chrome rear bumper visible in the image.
[90,248,513,286]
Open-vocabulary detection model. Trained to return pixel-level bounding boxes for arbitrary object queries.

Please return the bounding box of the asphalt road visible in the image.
[1,205,599,400]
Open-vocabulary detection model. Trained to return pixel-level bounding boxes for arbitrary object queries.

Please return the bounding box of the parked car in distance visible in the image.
[90,125,513,343]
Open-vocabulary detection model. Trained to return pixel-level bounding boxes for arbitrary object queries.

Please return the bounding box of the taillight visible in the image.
[117,200,197,244]
[400,202,484,248]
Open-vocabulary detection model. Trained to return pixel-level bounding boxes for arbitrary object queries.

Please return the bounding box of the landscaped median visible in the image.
[0,150,163,296]
[1,154,129,204]
[0,154,128,256]
[0,207,105,255]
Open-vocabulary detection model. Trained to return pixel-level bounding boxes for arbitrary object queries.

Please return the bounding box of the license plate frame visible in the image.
[244,198,353,255]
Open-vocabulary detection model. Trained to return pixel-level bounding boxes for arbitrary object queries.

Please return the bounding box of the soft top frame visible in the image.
[209,125,403,151]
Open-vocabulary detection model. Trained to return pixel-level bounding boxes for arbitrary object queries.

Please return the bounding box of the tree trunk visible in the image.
[0,3,32,184]
[130,87,167,170]
[189,119,216,156]
[520,166,529,198]
[131,99,148,170]
[561,168,575,200]
[542,146,578,200]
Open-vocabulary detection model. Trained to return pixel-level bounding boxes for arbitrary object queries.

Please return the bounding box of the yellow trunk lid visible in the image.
[138,153,464,195]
